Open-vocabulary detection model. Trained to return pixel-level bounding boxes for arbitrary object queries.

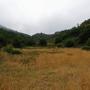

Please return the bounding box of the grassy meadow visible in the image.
[0,48,90,90]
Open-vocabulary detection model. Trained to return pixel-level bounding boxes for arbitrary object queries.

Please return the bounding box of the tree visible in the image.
[86,38,90,46]
[39,38,47,46]
[0,36,7,48]
[55,37,62,44]
[64,39,75,47]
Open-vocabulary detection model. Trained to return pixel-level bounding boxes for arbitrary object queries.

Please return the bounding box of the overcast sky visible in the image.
[0,0,90,35]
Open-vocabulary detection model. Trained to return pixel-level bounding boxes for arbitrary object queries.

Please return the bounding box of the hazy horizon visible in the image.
[0,0,90,35]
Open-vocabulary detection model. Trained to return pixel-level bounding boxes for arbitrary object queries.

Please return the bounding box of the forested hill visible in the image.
[54,19,90,47]
[31,19,90,47]
[0,19,90,48]
[0,26,35,48]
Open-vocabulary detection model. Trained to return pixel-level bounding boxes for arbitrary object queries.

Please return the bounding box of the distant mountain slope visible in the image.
[0,19,90,48]
[54,19,90,47]
[0,26,34,48]
[32,33,54,44]
[31,19,90,47]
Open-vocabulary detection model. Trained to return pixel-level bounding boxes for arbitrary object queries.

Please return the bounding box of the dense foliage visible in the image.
[0,27,35,48]
[54,19,90,47]
[0,19,90,48]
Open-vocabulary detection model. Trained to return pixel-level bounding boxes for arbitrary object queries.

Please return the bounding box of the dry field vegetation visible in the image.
[0,48,90,90]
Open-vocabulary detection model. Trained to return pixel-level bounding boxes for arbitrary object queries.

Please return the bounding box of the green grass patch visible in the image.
[3,45,21,54]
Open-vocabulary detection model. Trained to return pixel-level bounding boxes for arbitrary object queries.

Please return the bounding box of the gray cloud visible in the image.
[0,0,90,35]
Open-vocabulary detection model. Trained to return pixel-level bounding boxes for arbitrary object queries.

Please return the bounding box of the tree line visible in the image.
[0,19,90,49]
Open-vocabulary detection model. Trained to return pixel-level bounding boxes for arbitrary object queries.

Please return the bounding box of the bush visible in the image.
[64,39,75,47]
[11,49,21,54]
[47,43,55,48]
[86,38,90,46]
[55,37,62,44]
[39,38,47,46]
[82,46,90,50]
[56,43,64,48]
[3,45,21,54]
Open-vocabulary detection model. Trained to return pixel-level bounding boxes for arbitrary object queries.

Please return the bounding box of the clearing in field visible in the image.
[0,48,90,90]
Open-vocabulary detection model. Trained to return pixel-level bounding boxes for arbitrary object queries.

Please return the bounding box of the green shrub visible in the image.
[55,37,62,44]
[47,43,55,48]
[56,43,64,48]
[39,38,47,46]
[3,45,21,54]
[64,39,75,47]
[82,46,90,50]
[86,38,90,46]
[11,49,21,54]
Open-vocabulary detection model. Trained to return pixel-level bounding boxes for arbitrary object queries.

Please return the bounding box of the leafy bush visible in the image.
[11,49,21,54]
[55,37,63,44]
[3,45,21,54]
[56,43,64,48]
[63,39,75,47]
[86,38,90,46]
[39,38,47,46]
[47,43,55,48]
[82,46,90,50]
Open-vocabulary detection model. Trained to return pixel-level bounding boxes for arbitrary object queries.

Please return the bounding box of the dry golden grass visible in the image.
[0,48,90,90]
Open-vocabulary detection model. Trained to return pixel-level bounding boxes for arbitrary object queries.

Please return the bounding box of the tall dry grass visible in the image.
[0,48,90,90]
